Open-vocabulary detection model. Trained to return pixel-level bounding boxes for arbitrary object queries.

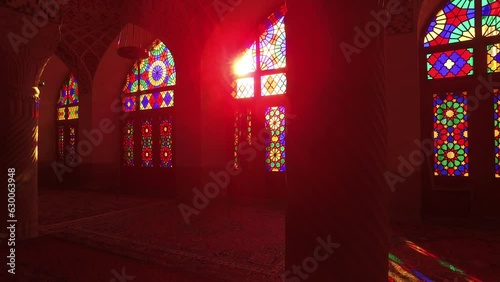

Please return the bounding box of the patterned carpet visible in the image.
[17,190,498,281]
[39,194,285,282]
[38,189,164,226]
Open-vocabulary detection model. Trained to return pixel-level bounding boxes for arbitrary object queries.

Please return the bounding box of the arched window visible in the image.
[121,39,175,168]
[232,5,287,172]
[56,73,79,166]
[423,0,500,179]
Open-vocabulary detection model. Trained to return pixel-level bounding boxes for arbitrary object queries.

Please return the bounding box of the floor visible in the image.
[4,189,500,281]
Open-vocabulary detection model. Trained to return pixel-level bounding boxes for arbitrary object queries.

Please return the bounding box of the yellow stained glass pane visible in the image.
[67,106,79,120]
[261,73,287,96]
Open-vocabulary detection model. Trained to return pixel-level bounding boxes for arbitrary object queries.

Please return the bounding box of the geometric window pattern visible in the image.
[259,10,286,70]
[234,110,252,169]
[495,90,500,178]
[232,5,288,172]
[121,39,175,168]
[67,106,79,120]
[262,74,287,96]
[423,0,475,47]
[68,126,77,166]
[265,106,286,172]
[433,92,469,177]
[140,91,174,110]
[141,119,153,168]
[232,4,287,98]
[57,125,78,166]
[123,96,136,113]
[160,117,173,168]
[58,126,65,162]
[482,0,500,37]
[426,49,474,79]
[123,121,134,167]
[56,73,79,164]
[425,1,500,178]
[57,73,79,120]
[487,43,500,72]
[123,39,176,93]
[233,78,254,99]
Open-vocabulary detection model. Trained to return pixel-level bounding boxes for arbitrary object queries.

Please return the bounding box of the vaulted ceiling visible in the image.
[0,0,420,92]
[0,0,219,92]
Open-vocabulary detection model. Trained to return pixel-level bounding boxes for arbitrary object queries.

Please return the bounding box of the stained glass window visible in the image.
[232,5,287,173]
[121,38,176,169]
[123,121,134,167]
[67,106,79,120]
[56,73,79,165]
[425,1,500,178]
[57,108,66,121]
[433,92,469,177]
[139,91,174,110]
[482,0,500,37]
[232,5,287,99]
[58,126,65,162]
[123,96,136,112]
[487,43,500,72]
[234,110,252,169]
[423,0,475,47]
[259,7,287,70]
[232,78,255,99]
[123,39,176,93]
[265,106,286,172]
[57,73,79,121]
[495,90,500,178]
[160,117,173,168]
[141,119,153,167]
[68,126,77,165]
[427,49,474,79]
[234,112,242,169]
[262,74,287,96]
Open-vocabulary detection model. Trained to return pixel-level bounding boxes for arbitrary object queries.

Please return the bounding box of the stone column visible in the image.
[0,7,60,239]
[286,0,390,281]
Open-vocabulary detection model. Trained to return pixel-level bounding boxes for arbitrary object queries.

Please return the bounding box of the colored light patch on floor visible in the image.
[388,237,485,282]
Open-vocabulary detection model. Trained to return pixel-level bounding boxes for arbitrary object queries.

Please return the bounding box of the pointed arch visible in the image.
[421,0,500,178]
[121,38,175,168]
[232,4,287,172]
[56,73,79,165]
